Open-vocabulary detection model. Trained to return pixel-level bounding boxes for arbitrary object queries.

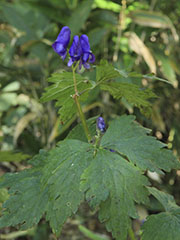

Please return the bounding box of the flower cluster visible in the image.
[52,26,95,69]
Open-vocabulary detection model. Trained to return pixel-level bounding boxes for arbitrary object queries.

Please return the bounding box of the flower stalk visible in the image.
[72,65,91,143]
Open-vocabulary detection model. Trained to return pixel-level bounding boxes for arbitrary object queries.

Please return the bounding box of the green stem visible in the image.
[93,130,101,156]
[0,228,35,239]
[72,65,91,142]
[128,227,136,240]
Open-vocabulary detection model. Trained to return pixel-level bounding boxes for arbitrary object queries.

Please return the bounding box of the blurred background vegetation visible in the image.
[0,0,180,239]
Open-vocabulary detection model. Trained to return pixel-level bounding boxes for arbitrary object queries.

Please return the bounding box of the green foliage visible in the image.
[40,72,92,122]
[0,140,93,236]
[0,151,29,162]
[100,82,156,115]
[41,140,93,235]
[96,60,156,115]
[81,149,149,239]
[101,115,180,173]
[0,115,179,239]
[1,0,180,239]
[96,60,122,82]
[0,170,48,229]
[67,116,97,142]
[67,0,94,36]
[142,187,180,240]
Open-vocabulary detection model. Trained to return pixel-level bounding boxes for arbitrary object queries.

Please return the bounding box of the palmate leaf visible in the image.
[101,115,180,173]
[100,82,156,116]
[0,116,179,239]
[81,149,149,240]
[0,140,93,236]
[40,72,92,122]
[96,60,122,82]
[41,140,93,235]
[142,187,180,240]
[96,60,156,115]
[0,170,48,229]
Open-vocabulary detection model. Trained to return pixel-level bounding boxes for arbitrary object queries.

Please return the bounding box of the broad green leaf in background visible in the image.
[67,0,94,36]
[147,187,179,212]
[89,28,108,47]
[0,93,17,112]
[155,53,178,87]
[130,10,179,42]
[0,151,29,162]
[101,115,180,173]
[127,32,156,73]
[81,149,149,240]
[142,187,180,240]
[93,0,121,13]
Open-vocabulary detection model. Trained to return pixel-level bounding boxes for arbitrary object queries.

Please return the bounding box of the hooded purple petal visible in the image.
[67,33,95,69]
[52,26,71,60]
[80,34,90,53]
[69,35,82,63]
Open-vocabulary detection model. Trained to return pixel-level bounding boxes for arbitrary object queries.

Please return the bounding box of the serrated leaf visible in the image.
[142,187,180,239]
[101,115,180,173]
[41,72,92,122]
[147,187,179,212]
[41,140,93,235]
[100,82,156,115]
[81,149,149,240]
[0,140,93,235]
[0,170,48,229]
[96,60,122,82]
[142,212,180,240]
[67,116,97,142]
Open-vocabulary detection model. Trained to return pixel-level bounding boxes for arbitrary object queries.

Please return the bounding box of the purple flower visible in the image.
[68,34,95,69]
[52,26,71,60]
[80,35,95,69]
[68,35,83,67]
[97,117,106,133]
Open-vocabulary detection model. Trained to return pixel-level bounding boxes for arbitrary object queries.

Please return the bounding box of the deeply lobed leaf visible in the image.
[40,72,92,122]
[142,187,180,240]
[100,82,156,116]
[42,140,93,235]
[0,170,48,229]
[0,116,179,239]
[0,140,93,235]
[101,115,180,173]
[81,149,149,240]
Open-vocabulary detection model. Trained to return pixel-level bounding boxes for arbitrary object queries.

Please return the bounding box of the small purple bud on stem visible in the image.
[97,117,106,133]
